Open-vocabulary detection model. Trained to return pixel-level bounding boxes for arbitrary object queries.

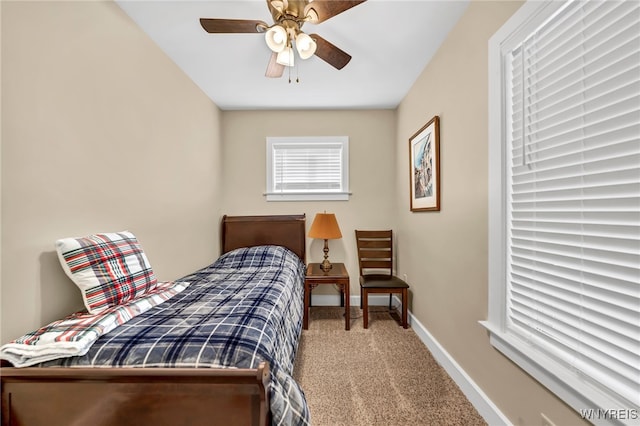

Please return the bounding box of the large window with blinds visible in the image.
[485,0,639,422]
[266,136,350,201]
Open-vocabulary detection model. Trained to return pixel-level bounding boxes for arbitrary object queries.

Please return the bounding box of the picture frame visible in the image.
[409,115,440,212]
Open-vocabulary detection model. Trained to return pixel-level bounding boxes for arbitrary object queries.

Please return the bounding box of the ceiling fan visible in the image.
[200,0,367,78]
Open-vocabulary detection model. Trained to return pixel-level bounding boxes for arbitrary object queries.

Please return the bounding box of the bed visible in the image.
[1,214,309,426]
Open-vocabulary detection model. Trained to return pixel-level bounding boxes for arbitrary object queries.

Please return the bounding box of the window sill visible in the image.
[264,192,351,202]
[480,321,637,425]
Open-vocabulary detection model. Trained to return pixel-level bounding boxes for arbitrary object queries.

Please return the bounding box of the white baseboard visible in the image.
[310,293,511,425]
[402,301,511,426]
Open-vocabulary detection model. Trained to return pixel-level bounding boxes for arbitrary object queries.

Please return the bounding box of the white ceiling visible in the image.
[115,0,470,110]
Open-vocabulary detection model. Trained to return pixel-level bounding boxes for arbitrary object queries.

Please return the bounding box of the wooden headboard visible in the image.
[221,214,306,262]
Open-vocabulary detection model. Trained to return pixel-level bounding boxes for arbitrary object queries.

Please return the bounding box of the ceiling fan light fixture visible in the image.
[265,25,288,52]
[200,0,368,76]
[295,32,317,59]
[276,46,295,67]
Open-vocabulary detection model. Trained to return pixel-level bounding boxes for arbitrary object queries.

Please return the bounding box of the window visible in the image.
[266,136,350,201]
[485,0,639,421]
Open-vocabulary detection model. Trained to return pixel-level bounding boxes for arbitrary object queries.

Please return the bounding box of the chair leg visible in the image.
[363,290,369,329]
[402,288,408,329]
[388,293,392,310]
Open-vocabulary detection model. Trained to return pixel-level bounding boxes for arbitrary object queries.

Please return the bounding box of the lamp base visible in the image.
[320,258,333,272]
[320,239,333,272]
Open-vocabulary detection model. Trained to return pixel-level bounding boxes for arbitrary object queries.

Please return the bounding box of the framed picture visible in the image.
[409,115,440,212]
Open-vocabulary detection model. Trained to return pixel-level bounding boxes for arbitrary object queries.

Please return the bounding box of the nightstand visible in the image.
[304,263,350,330]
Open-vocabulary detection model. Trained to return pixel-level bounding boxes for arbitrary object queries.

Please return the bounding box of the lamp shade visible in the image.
[265,25,287,53]
[295,33,317,59]
[308,213,342,240]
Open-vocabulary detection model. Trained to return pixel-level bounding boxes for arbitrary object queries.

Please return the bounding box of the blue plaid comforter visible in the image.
[40,245,310,425]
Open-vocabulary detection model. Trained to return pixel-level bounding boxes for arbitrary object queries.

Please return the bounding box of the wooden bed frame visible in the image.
[1,214,307,426]
[221,214,306,262]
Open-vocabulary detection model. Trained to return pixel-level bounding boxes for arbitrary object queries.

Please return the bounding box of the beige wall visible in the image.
[0,1,594,424]
[222,110,396,294]
[394,1,585,425]
[1,1,223,342]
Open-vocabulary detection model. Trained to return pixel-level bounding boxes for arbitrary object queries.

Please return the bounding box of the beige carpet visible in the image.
[293,306,486,426]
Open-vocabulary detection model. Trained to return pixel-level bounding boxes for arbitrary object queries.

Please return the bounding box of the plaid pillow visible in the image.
[56,231,158,314]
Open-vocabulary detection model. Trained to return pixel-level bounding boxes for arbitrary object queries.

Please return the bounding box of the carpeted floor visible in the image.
[293,306,487,426]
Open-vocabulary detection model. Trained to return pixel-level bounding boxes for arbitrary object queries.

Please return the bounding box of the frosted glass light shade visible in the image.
[276,46,295,66]
[270,0,288,13]
[265,25,287,53]
[295,33,317,59]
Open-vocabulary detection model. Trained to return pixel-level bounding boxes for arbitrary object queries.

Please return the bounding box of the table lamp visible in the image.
[308,212,342,272]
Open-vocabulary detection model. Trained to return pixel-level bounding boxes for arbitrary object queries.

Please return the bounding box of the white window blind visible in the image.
[486,0,640,419]
[266,136,349,201]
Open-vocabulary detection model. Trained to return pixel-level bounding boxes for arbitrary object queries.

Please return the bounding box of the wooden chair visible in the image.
[355,230,409,329]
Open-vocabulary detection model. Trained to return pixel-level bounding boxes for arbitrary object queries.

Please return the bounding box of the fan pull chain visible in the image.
[287,63,300,83]
[286,55,299,84]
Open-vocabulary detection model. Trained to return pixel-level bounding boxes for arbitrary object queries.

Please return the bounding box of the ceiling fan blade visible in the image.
[310,34,352,70]
[265,52,285,78]
[200,18,268,34]
[304,1,367,24]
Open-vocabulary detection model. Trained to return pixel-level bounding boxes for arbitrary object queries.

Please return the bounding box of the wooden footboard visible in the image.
[1,361,270,426]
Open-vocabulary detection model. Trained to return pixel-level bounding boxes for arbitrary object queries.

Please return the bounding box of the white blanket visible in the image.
[0,281,189,368]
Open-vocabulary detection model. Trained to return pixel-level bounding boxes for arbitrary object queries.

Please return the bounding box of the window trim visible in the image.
[265,136,350,202]
[483,0,640,422]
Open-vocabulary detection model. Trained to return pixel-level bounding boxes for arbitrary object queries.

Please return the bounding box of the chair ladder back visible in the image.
[355,230,393,276]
